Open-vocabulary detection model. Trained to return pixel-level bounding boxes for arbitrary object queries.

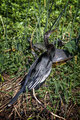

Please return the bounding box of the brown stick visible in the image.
[33,88,66,120]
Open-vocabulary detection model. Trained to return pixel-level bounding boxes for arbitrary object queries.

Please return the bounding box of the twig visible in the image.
[14,106,22,119]
[67,103,76,119]
[8,109,14,118]
[0,100,10,110]
[33,88,66,120]
[0,101,9,112]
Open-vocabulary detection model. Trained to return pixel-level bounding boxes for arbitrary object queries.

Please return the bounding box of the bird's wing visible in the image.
[27,59,52,90]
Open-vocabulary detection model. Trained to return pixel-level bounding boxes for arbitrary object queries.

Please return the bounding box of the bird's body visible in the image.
[8,45,55,106]
[27,52,52,90]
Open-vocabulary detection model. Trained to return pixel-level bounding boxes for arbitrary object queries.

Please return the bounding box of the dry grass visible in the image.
[0,69,80,120]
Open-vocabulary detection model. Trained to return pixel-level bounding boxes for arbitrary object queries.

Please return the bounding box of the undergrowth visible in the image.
[0,0,80,120]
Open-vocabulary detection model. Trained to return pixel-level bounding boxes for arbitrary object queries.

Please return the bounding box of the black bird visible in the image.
[8,36,55,106]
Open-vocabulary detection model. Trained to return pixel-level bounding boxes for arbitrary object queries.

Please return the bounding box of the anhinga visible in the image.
[30,30,73,63]
[8,30,55,107]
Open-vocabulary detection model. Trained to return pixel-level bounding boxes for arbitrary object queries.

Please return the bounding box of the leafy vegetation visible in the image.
[0,0,80,119]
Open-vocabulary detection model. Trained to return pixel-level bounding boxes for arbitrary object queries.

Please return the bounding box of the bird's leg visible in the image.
[32,88,66,120]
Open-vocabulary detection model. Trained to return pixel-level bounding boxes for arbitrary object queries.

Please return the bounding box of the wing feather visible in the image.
[27,60,52,90]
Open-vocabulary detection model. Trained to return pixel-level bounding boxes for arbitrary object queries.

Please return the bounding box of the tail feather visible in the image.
[8,86,25,107]
[7,73,30,106]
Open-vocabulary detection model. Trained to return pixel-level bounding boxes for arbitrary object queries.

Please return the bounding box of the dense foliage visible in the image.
[0,0,80,74]
[0,0,80,119]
